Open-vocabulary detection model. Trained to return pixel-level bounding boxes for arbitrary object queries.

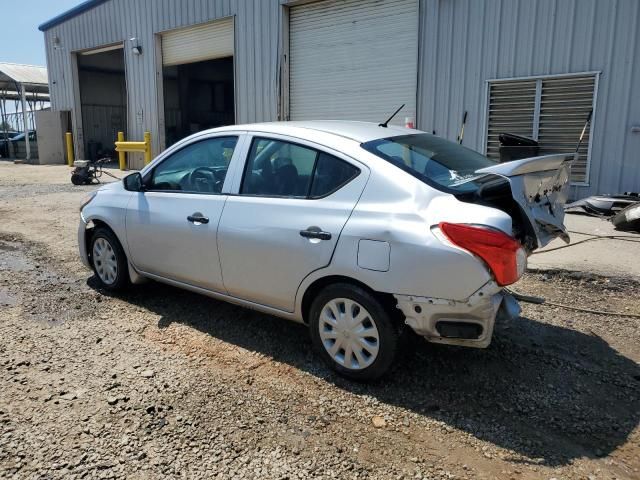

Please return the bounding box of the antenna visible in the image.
[379,104,405,128]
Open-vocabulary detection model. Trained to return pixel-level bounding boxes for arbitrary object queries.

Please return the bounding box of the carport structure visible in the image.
[0,63,49,161]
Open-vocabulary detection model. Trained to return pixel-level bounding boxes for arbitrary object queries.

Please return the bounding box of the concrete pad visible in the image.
[528,214,640,278]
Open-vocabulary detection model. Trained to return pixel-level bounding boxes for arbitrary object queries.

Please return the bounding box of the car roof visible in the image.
[215,120,420,143]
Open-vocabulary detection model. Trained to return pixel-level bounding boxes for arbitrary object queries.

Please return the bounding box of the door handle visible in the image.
[187,213,209,224]
[300,228,332,241]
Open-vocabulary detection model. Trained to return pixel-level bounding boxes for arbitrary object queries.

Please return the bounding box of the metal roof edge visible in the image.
[0,62,46,68]
[38,0,111,31]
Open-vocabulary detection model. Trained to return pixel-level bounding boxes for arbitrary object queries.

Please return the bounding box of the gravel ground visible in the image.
[0,162,639,479]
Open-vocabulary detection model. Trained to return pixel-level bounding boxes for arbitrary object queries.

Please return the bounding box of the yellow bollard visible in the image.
[117,131,126,170]
[65,132,74,167]
[144,131,152,165]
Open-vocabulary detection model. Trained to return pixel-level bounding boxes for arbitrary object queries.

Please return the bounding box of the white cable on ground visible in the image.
[506,288,640,319]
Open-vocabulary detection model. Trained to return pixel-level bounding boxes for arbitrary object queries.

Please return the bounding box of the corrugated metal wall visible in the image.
[43,0,639,195]
[418,0,640,197]
[43,0,282,162]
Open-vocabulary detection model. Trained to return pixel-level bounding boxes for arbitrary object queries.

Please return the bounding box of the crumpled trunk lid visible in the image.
[474,154,575,249]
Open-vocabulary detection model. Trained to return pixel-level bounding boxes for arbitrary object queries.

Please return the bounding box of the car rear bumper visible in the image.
[394,281,520,348]
[78,215,91,269]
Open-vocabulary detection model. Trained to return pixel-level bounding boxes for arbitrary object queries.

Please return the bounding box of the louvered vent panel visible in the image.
[485,75,596,183]
[538,76,595,183]
[485,80,536,159]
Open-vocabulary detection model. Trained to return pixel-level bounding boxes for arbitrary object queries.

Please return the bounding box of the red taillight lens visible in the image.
[439,222,525,286]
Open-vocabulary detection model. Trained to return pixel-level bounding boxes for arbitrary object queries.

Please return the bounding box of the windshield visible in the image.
[361,134,498,193]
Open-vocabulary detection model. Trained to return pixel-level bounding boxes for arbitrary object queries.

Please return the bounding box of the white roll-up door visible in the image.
[289,0,418,124]
[162,17,234,67]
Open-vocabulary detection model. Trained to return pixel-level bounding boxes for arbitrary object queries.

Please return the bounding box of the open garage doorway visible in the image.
[161,17,235,147]
[162,57,234,146]
[77,46,126,161]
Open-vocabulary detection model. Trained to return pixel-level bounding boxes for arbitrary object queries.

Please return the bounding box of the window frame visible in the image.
[236,135,362,200]
[141,134,241,195]
[482,71,600,187]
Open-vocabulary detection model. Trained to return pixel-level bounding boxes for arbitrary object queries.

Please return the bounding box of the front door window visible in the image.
[148,136,237,193]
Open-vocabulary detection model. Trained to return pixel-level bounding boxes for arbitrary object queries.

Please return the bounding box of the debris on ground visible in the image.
[612,202,640,232]
[564,192,638,216]
[565,193,640,233]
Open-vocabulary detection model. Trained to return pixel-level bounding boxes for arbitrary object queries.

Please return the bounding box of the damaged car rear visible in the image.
[356,131,573,364]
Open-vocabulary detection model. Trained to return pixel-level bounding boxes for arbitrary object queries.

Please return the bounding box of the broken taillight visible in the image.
[439,222,526,286]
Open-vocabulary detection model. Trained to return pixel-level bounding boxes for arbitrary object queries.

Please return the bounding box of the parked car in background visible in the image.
[77,121,573,380]
[0,130,20,157]
[0,130,21,139]
[0,130,36,158]
[9,131,36,141]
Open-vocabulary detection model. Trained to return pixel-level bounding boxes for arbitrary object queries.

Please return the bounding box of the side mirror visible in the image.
[123,172,144,192]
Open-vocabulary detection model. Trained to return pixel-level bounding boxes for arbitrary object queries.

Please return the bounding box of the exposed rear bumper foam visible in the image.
[395,281,520,348]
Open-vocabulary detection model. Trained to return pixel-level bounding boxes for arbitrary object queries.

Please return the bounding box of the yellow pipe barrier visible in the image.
[116,141,147,152]
[115,131,152,170]
[65,132,74,167]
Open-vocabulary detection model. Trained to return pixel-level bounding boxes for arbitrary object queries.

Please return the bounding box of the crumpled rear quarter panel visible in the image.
[329,159,512,302]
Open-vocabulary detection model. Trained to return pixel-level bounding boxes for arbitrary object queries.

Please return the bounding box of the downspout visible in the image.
[20,83,31,161]
[0,92,9,154]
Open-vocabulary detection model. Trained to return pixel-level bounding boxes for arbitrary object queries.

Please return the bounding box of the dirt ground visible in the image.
[1,162,639,480]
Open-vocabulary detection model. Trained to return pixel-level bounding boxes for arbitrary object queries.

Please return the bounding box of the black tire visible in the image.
[90,227,130,291]
[71,172,86,185]
[309,283,400,381]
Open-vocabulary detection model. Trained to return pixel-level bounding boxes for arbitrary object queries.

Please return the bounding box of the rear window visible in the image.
[361,134,497,193]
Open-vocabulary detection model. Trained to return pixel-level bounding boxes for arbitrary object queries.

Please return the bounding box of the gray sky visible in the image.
[1,0,82,66]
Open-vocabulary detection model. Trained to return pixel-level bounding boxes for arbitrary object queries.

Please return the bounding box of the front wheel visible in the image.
[90,227,130,291]
[309,284,399,381]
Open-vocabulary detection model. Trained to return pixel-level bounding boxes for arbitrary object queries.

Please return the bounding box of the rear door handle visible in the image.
[300,228,332,241]
[187,213,209,224]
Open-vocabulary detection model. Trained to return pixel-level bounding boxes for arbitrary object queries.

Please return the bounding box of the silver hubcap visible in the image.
[93,237,118,285]
[319,298,380,370]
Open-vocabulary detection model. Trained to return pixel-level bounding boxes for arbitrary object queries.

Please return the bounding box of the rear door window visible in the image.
[240,138,359,198]
[310,152,360,198]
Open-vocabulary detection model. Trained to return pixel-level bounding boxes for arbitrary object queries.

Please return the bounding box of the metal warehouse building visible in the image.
[40,0,639,198]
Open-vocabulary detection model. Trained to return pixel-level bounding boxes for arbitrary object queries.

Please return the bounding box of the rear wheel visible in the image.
[91,227,129,291]
[309,283,399,381]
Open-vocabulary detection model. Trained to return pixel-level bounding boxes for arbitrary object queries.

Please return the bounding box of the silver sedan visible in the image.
[78,121,573,380]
